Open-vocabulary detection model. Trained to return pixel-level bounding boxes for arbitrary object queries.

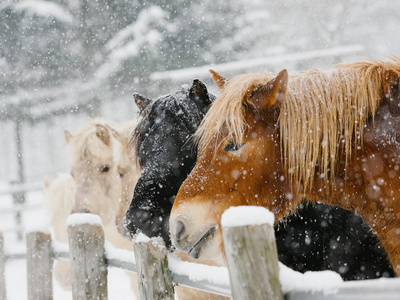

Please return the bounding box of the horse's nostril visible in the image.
[175,220,186,242]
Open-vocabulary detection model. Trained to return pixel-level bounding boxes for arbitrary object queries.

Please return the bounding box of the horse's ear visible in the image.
[43,177,51,189]
[96,124,111,145]
[65,130,73,144]
[209,69,227,90]
[250,69,288,111]
[107,125,125,143]
[269,69,288,107]
[113,131,124,143]
[189,79,212,110]
[133,93,152,115]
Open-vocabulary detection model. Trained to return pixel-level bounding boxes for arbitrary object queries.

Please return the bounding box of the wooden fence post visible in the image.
[221,206,283,300]
[0,233,6,300]
[68,214,108,300]
[134,236,174,300]
[26,231,53,300]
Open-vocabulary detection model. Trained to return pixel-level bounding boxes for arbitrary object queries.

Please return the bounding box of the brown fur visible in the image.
[197,58,400,191]
[171,57,400,276]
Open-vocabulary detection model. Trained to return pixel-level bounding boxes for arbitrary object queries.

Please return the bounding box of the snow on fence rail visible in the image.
[2,208,400,299]
[150,44,365,83]
[0,182,43,196]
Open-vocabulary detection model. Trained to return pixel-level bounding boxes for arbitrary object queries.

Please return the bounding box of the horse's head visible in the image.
[66,121,123,225]
[125,80,214,245]
[170,70,290,261]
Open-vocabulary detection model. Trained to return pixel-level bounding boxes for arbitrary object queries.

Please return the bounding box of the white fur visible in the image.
[44,119,140,295]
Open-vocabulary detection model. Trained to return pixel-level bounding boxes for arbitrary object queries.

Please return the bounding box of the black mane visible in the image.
[132,85,214,168]
[125,81,214,245]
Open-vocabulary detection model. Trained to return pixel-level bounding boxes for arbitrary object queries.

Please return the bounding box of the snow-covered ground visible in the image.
[0,186,136,300]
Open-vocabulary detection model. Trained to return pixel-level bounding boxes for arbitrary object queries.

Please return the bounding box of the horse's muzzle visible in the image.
[170,215,217,258]
[188,226,216,259]
[125,207,171,247]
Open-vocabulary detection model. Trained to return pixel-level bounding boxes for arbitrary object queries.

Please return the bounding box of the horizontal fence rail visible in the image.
[0,182,43,196]
[2,241,232,297]
[150,45,365,82]
[284,277,400,300]
[3,250,232,298]
[168,255,231,297]
[0,183,44,241]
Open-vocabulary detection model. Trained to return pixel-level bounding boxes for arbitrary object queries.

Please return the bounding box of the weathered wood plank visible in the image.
[222,207,283,300]
[68,216,107,300]
[134,237,174,300]
[0,233,6,300]
[26,231,53,300]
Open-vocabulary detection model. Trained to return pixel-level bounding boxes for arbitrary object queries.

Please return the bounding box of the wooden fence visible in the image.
[2,208,400,299]
[0,182,43,241]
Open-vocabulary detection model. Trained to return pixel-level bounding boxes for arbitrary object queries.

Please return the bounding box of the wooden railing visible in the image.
[0,182,43,241]
[2,207,400,300]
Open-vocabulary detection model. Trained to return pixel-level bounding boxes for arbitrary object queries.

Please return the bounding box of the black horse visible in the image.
[125,79,394,280]
[125,80,214,244]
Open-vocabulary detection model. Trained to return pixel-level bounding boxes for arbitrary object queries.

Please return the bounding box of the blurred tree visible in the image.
[1,0,400,183]
[2,0,400,111]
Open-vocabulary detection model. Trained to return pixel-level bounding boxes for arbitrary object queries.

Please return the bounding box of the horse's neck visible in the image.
[306,92,400,275]
[305,150,400,274]
[309,88,400,208]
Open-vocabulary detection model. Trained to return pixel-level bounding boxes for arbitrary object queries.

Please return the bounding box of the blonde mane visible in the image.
[68,119,119,163]
[196,57,400,191]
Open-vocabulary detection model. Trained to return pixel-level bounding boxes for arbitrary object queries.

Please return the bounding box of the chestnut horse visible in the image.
[170,58,400,275]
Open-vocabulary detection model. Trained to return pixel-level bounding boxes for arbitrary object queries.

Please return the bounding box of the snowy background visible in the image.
[1,0,400,184]
[1,0,400,298]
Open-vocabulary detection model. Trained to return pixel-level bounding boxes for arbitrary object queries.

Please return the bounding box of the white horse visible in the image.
[44,119,140,294]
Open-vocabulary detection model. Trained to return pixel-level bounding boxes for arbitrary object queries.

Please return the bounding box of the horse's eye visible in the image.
[224,141,245,152]
[119,173,124,178]
[100,165,110,173]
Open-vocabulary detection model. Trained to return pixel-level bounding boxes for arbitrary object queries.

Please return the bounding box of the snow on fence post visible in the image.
[67,214,108,300]
[0,233,6,300]
[134,234,174,300]
[221,206,283,300]
[26,231,53,300]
